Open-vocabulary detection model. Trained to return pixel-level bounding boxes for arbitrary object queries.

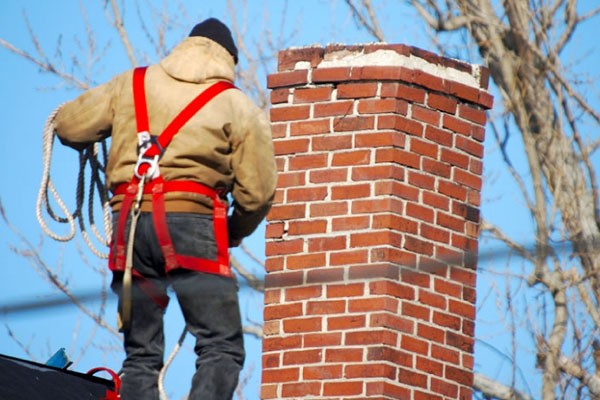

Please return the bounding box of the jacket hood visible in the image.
[160,36,235,84]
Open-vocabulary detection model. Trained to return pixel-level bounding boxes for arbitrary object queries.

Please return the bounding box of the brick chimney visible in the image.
[261,44,493,400]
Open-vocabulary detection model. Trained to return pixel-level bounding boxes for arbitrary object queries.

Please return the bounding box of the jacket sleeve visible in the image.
[228,99,277,241]
[54,79,116,150]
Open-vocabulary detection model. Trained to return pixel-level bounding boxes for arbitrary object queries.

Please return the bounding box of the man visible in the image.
[54,18,277,399]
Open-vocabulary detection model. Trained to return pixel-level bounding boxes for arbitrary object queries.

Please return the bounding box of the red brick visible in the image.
[438,180,467,201]
[449,299,476,320]
[349,297,398,313]
[286,186,327,203]
[262,335,302,352]
[431,377,459,398]
[428,92,457,113]
[293,86,333,103]
[271,88,289,104]
[331,150,371,166]
[352,196,404,214]
[355,130,406,148]
[458,103,487,125]
[273,138,309,155]
[345,363,396,379]
[402,302,431,322]
[264,303,303,320]
[322,380,363,396]
[306,267,345,284]
[369,312,413,333]
[412,104,441,125]
[374,181,420,201]
[346,329,398,346]
[379,115,423,136]
[443,114,472,136]
[445,80,480,103]
[287,219,327,235]
[350,230,402,248]
[278,47,324,71]
[329,249,369,266]
[416,354,444,375]
[455,135,484,158]
[381,82,426,103]
[303,332,342,347]
[331,215,370,231]
[311,134,353,151]
[372,214,416,234]
[328,315,366,330]
[290,119,330,136]
[433,311,461,331]
[445,365,473,386]
[310,201,349,217]
[375,147,420,169]
[282,382,321,397]
[420,224,450,244]
[425,125,453,147]
[431,343,460,363]
[288,153,328,170]
[326,283,365,298]
[446,331,475,353]
[312,67,352,83]
[277,171,305,188]
[401,335,429,355]
[414,69,444,91]
[262,367,300,383]
[331,183,371,200]
[406,203,434,223]
[398,368,434,386]
[313,100,353,117]
[418,289,447,310]
[337,82,378,98]
[308,236,346,252]
[453,168,482,190]
[423,191,450,210]
[270,105,310,122]
[434,278,462,299]
[282,349,323,365]
[282,316,322,333]
[437,212,465,232]
[267,69,308,88]
[309,168,348,184]
[265,223,284,239]
[369,280,415,300]
[401,269,431,288]
[332,115,375,132]
[265,239,304,256]
[357,98,400,114]
[286,252,326,269]
[284,285,322,302]
[408,170,435,190]
[325,348,363,362]
[440,148,469,169]
[303,364,343,380]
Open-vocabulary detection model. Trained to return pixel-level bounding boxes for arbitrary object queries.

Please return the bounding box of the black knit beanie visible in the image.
[189,18,239,64]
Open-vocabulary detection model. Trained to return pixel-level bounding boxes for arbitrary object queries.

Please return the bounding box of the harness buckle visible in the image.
[135,131,161,180]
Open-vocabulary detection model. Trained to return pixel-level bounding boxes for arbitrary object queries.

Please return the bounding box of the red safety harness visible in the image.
[109,67,236,317]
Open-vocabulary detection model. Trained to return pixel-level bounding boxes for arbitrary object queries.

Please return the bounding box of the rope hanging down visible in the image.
[36,105,113,259]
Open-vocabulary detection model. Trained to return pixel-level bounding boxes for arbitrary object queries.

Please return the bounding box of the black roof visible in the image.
[0,354,117,400]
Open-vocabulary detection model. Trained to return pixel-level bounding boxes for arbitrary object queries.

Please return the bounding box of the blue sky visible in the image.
[1,1,599,399]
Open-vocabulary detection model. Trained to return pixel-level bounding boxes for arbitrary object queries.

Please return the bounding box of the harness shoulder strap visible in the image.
[132,66,236,159]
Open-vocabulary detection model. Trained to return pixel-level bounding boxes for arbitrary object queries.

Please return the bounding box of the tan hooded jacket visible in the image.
[54,36,277,240]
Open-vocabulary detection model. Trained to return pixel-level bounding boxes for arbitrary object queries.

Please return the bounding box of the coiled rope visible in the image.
[37,105,187,399]
[36,105,112,258]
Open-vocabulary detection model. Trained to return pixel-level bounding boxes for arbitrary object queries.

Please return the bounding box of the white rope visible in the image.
[36,105,112,258]
[159,327,189,400]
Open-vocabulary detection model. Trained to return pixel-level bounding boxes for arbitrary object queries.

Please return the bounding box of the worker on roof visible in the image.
[53,17,277,400]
